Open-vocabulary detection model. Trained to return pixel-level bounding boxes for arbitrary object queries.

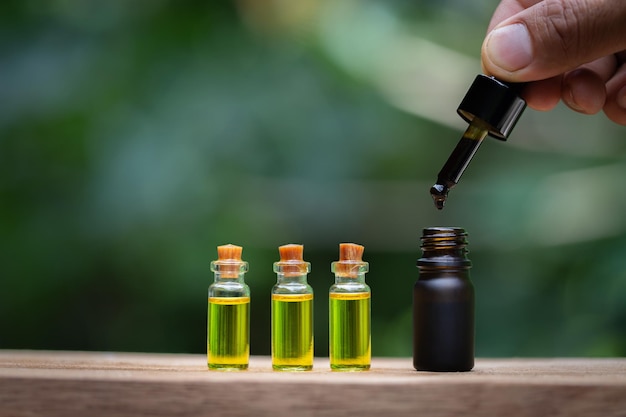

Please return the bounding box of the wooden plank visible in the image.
[1,351,625,417]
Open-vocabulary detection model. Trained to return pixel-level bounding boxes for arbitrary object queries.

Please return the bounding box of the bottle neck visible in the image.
[210,260,248,283]
[331,259,368,284]
[333,273,366,285]
[417,227,471,271]
[212,272,246,284]
[275,273,309,285]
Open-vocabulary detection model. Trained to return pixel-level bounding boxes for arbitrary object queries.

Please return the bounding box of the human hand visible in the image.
[481,0,626,125]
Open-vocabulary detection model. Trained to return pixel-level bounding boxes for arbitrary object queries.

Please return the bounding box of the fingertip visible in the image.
[482,23,534,77]
[562,69,606,115]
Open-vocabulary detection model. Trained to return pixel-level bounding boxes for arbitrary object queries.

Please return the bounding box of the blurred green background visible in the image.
[1,0,625,358]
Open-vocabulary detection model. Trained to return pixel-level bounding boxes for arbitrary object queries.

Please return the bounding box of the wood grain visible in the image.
[1,351,625,417]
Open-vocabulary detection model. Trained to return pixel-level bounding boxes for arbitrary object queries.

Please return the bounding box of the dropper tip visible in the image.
[430,183,448,210]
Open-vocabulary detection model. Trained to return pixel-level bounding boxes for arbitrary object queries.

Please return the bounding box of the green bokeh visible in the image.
[1,0,625,358]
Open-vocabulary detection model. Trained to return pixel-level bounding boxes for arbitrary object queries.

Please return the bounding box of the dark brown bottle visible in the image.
[413,227,474,372]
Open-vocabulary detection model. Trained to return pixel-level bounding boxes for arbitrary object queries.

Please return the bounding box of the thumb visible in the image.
[482,0,626,82]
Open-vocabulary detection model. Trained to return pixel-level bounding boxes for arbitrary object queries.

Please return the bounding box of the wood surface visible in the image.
[1,350,626,417]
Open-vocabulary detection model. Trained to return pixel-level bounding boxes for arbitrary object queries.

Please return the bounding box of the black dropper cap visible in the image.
[429,75,526,209]
[457,75,526,140]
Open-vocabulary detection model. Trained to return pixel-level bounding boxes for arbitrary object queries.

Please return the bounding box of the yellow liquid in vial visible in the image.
[329,292,371,371]
[272,294,314,371]
[208,297,250,370]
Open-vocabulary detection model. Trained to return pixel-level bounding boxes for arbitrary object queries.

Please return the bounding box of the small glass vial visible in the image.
[208,244,250,371]
[413,227,474,372]
[271,244,314,371]
[329,243,371,371]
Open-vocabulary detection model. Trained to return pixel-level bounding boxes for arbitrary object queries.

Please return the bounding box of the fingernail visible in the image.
[485,24,533,72]
[618,85,626,109]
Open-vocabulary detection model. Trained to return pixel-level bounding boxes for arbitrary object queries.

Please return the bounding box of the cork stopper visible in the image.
[332,243,368,277]
[217,244,243,261]
[273,244,310,276]
[211,244,248,278]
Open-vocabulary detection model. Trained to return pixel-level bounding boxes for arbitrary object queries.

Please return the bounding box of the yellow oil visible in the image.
[207,296,250,370]
[272,293,313,371]
[329,292,371,371]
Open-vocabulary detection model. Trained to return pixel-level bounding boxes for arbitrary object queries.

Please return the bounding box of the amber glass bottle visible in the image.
[413,227,474,372]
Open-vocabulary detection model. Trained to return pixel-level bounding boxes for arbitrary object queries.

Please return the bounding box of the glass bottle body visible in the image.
[208,273,250,371]
[271,275,314,371]
[329,275,371,371]
[413,227,474,372]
